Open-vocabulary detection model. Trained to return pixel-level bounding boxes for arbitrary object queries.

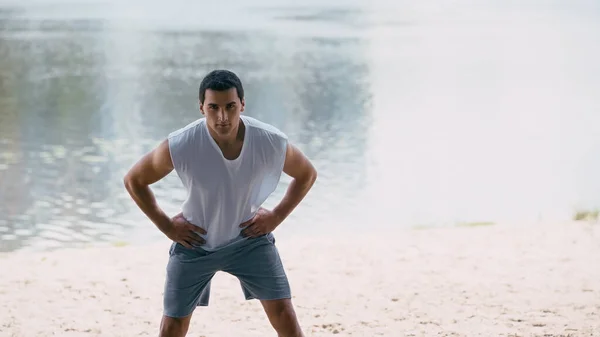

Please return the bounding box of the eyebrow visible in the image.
[208,102,236,106]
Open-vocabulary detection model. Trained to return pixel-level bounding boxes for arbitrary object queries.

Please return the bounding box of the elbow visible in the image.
[305,166,317,188]
[123,175,132,193]
[123,172,138,194]
[292,167,317,189]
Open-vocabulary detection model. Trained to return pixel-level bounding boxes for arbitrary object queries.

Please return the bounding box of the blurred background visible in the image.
[1,0,599,252]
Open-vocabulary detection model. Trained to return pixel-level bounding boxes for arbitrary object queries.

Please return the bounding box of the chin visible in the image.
[214,125,233,135]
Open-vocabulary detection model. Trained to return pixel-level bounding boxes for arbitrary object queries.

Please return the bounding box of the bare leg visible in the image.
[260,299,304,337]
[159,314,193,337]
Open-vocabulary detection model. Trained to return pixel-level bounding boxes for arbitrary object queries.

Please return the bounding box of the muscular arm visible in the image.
[272,143,318,222]
[123,139,175,236]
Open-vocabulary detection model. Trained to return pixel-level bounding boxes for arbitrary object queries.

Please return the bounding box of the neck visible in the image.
[211,118,245,148]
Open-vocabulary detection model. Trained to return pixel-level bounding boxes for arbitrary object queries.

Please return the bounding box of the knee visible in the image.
[276,306,296,323]
[159,316,189,337]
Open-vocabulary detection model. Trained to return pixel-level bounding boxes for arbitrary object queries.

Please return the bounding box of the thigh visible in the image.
[164,243,217,317]
[223,234,291,301]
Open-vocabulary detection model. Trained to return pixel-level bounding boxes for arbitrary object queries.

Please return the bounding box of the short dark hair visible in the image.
[198,69,244,104]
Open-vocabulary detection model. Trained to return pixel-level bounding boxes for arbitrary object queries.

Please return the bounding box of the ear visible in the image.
[240,99,245,112]
[199,100,205,115]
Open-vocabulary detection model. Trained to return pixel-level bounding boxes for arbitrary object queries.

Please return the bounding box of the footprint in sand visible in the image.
[312,322,345,334]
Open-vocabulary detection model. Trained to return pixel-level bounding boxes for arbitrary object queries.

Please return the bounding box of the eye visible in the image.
[227,104,236,109]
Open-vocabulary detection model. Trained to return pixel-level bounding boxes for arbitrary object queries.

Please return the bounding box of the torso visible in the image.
[167,115,288,251]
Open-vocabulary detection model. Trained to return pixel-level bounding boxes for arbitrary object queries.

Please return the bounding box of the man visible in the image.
[123,69,317,337]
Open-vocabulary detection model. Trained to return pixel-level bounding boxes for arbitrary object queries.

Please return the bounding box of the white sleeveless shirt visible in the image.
[167,115,288,251]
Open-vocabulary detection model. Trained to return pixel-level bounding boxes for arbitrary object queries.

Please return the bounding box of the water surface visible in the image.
[1,0,599,252]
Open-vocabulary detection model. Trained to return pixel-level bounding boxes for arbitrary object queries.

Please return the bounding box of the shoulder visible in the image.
[243,115,288,142]
[243,115,288,168]
[168,118,205,140]
[167,118,207,162]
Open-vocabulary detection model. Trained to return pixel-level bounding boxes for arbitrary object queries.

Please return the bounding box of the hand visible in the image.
[166,212,206,248]
[239,207,282,238]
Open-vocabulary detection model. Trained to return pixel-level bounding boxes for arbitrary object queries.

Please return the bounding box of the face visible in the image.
[200,88,245,138]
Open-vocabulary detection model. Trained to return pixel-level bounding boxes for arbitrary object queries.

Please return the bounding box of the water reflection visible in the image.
[1,1,600,252]
[0,4,375,252]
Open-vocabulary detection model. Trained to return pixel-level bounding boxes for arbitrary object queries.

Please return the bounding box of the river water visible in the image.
[1,0,599,252]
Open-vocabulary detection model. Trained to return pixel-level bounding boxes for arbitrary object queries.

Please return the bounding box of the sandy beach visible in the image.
[1,221,599,337]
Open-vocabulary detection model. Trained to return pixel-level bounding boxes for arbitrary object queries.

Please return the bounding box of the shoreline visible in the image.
[1,216,596,255]
[1,222,599,336]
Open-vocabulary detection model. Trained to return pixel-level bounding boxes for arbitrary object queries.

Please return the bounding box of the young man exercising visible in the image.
[124,69,317,337]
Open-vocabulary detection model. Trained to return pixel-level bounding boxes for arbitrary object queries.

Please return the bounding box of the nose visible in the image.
[218,109,227,123]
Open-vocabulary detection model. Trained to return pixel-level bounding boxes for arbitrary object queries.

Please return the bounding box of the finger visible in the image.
[239,221,254,228]
[239,216,256,228]
[242,230,256,238]
[243,226,260,238]
[179,240,193,249]
[185,230,205,244]
[188,224,207,235]
[186,231,203,241]
[187,234,205,245]
[241,224,254,236]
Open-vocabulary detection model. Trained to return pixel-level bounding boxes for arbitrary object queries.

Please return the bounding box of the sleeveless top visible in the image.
[167,115,288,251]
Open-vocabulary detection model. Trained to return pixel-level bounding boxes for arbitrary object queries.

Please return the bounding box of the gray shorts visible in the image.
[163,233,291,318]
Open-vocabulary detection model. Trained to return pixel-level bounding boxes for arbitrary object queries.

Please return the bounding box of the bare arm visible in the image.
[123,139,175,236]
[272,142,318,222]
[239,142,317,237]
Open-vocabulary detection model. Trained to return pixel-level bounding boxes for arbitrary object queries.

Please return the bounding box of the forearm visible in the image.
[272,173,316,223]
[124,180,173,235]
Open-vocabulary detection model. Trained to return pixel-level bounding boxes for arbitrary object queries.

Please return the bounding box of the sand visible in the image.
[1,221,599,337]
